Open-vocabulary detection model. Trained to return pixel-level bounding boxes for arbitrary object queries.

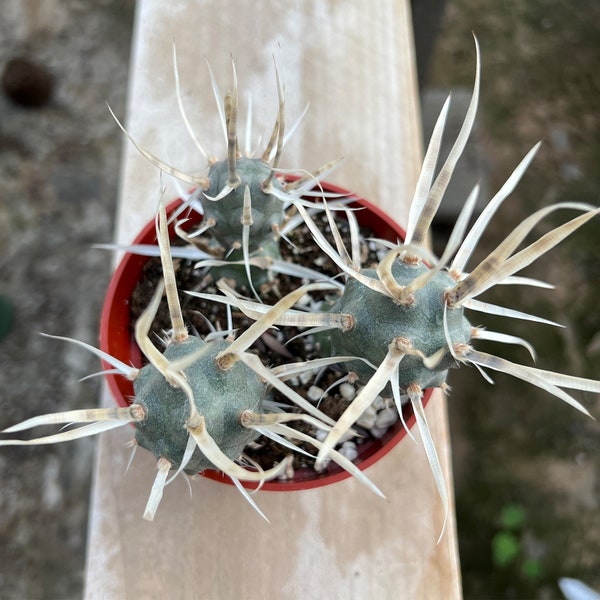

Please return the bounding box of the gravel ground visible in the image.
[429,2,600,598]
[0,2,598,599]
[0,2,133,598]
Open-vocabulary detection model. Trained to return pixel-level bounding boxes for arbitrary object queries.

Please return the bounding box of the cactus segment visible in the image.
[108,56,349,295]
[330,262,472,391]
[202,156,286,252]
[133,336,265,473]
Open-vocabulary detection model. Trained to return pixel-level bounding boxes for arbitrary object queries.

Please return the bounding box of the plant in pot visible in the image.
[0,56,425,519]
[1,41,598,527]
[100,185,428,497]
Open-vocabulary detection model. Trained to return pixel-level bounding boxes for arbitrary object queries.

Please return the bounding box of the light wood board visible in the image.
[85,1,462,598]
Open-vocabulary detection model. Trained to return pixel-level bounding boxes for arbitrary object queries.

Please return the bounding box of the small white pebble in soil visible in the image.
[299,369,316,385]
[375,406,398,429]
[339,441,358,462]
[339,382,356,400]
[295,293,311,307]
[307,385,324,403]
[356,405,376,429]
[315,429,328,442]
[372,395,386,410]
[314,427,355,444]
[369,425,389,439]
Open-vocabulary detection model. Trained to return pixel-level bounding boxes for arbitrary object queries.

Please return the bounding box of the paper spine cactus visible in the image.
[108,51,340,293]
[1,53,380,521]
[1,39,599,529]
[0,200,380,521]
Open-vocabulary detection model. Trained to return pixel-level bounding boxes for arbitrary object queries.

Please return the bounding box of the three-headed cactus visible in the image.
[1,41,599,529]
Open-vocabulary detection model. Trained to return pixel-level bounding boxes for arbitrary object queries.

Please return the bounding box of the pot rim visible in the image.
[100,180,433,491]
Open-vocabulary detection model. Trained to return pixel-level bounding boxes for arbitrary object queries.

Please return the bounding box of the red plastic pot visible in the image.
[100,181,433,491]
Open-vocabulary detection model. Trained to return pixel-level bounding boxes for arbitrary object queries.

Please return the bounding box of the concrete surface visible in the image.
[0,2,133,598]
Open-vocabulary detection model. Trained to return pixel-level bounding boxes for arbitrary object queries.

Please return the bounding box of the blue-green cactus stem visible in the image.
[330,261,472,390]
[133,336,265,473]
[202,156,285,252]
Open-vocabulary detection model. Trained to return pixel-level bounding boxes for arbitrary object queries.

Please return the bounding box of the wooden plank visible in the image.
[85,1,462,598]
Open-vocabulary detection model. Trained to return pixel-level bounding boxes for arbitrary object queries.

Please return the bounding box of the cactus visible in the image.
[0,200,382,520]
[232,38,599,532]
[1,40,599,531]
[107,49,341,294]
[329,261,472,391]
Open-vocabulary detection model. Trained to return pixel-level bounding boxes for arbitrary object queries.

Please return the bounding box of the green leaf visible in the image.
[521,558,543,581]
[492,532,521,567]
[500,503,527,530]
